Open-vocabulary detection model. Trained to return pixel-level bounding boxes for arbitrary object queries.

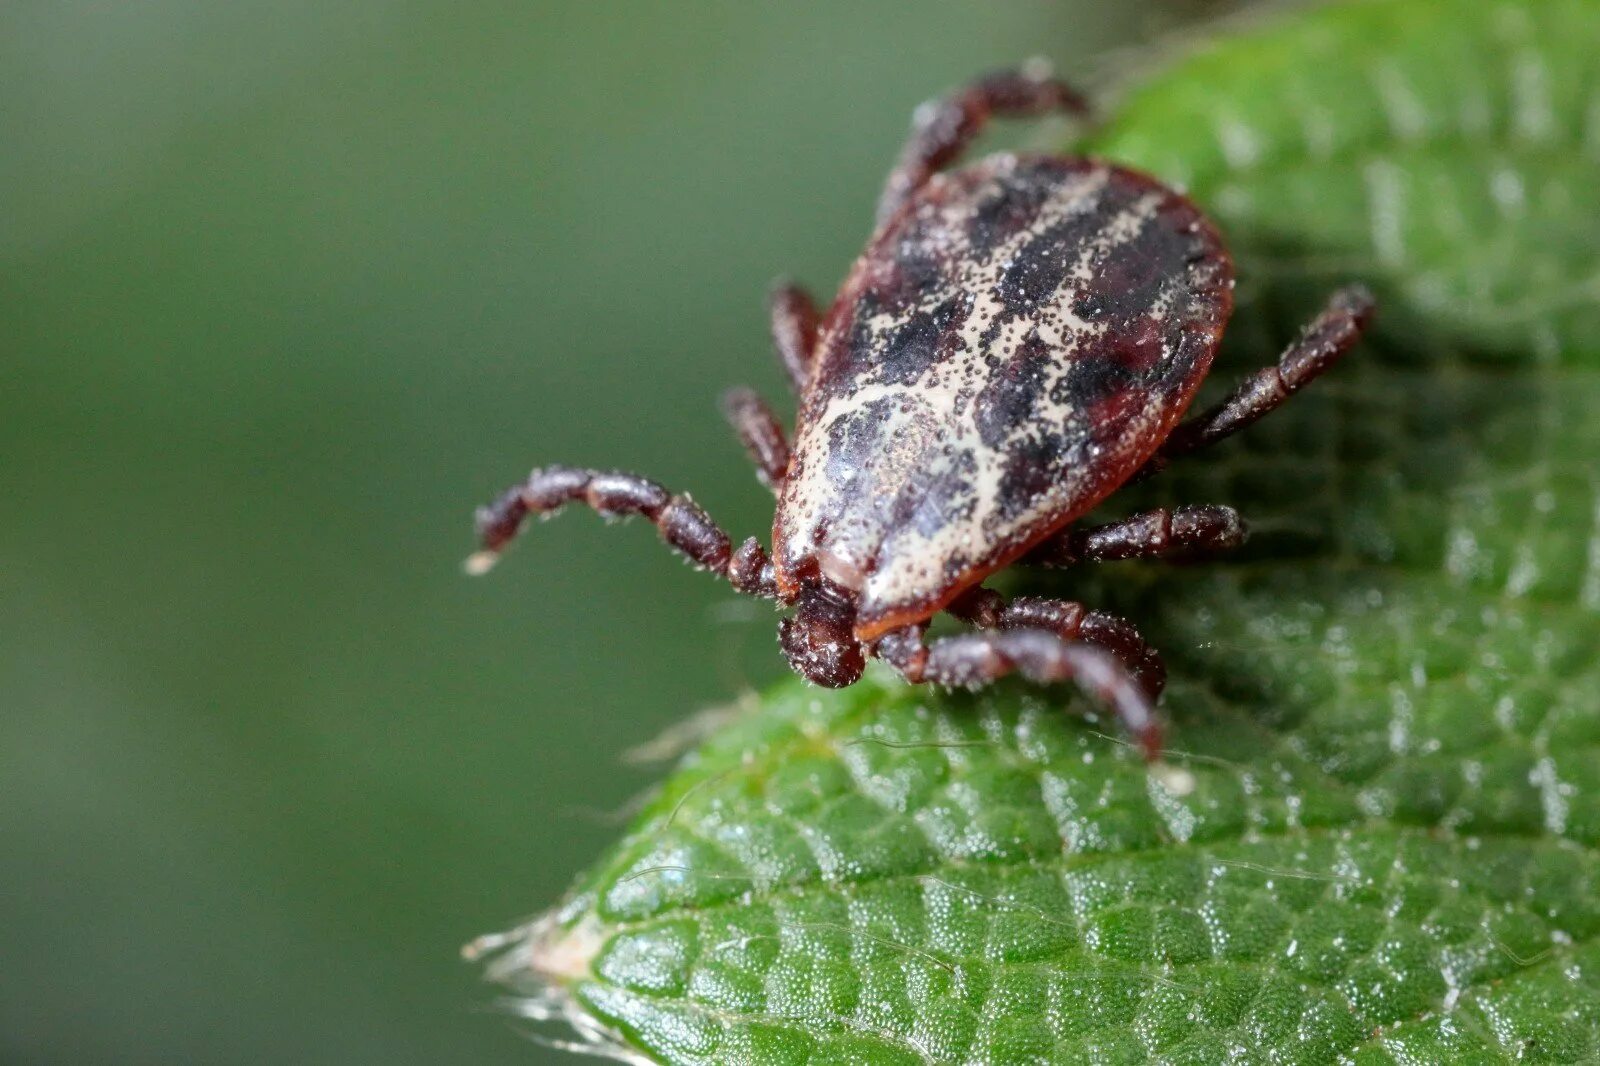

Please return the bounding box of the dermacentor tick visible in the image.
[468,65,1372,758]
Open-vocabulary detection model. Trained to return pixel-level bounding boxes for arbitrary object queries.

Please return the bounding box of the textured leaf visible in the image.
[475,0,1600,1061]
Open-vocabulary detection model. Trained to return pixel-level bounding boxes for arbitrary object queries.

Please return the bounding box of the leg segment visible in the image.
[874,623,1162,760]
[948,587,1166,700]
[721,386,790,490]
[1139,285,1375,480]
[768,280,821,392]
[1025,505,1246,568]
[875,62,1090,227]
[468,465,778,601]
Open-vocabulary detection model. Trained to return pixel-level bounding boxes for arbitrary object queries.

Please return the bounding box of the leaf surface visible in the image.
[479,1,1600,1060]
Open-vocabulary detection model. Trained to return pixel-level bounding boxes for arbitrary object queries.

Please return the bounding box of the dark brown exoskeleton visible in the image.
[469,65,1373,759]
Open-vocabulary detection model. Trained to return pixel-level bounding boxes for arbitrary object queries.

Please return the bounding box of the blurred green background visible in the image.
[2,3,1233,1062]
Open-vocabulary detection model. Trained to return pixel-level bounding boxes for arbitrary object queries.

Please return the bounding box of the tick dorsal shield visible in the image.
[774,156,1231,637]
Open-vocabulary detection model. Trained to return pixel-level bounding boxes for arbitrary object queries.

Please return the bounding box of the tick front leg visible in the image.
[1139,285,1374,479]
[875,62,1089,228]
[948,587,1166,700]
[874,622,1162,760]
[468,465,780,599]
[769,280,821,393]
[721,387,790,491]
[1025,505,1246,568]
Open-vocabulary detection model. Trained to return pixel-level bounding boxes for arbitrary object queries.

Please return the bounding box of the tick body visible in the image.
[470,66,1373,758]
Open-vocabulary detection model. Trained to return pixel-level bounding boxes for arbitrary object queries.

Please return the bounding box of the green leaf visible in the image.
[474,0,1600,1060]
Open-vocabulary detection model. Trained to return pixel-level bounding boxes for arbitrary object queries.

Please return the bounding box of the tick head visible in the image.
[778,580,866,688]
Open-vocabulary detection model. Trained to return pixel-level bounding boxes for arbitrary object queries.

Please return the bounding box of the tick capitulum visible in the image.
[468,65,1373,759]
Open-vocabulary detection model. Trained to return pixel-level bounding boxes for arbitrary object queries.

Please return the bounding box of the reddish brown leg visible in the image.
[467,465,780,599]
[769,280,821,392]
[874,622,1162,760]
[1139,286,1375,480]
[948,587,1166,700]
[1025,505,1246,568]
[720,386,790,491]
[875,62,1089,228]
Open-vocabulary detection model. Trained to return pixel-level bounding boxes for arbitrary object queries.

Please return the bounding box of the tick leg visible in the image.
[947,587,1167,700]
[875,61,1089,228]
[467,465,781,600]
[721,386,791,491]
[874,622,1162,760]
[1139,285,1375,479]
[1025,505,1246,568]
[769,280,821,393]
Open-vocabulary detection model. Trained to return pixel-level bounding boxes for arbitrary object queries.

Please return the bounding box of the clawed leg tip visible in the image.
[463,550,501,576]
[1333,283,1378,318]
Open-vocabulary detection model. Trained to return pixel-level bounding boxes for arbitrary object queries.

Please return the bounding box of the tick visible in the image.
[468,65,1372,758]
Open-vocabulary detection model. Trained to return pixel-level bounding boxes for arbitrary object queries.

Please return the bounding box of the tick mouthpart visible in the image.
[780,584,867,688]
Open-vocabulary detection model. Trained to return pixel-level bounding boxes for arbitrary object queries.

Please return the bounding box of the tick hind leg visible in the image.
[468,465,780,599]
[873,622,1162,760]
[1139,285,1375,479]
[1025,505,1246,568]
[768,281,821,392]
[876,62,1090,227]
[721,387,790,490]
[947,587,1167,700]
[723,279,817,489]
